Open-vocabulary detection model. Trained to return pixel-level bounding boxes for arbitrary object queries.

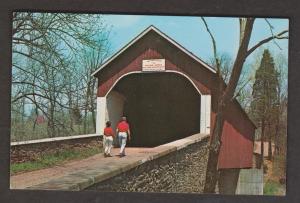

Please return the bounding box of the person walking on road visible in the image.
[103,121,114,157]
[116,116,131,157]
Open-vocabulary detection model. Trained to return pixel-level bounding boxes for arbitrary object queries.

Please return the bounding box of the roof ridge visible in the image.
[91,25,216,76]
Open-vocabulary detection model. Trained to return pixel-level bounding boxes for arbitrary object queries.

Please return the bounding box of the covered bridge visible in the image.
[92,26,256,169]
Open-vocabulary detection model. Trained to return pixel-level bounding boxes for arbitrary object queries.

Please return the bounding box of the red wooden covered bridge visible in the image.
[92,25,256,169]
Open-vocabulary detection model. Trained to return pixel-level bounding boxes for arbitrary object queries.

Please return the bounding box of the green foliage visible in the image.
[11,146,103,175]
[10,113,96,141]
[263,152,286,195]
[264,180,282,195]
[251,49,280,127]
[273,154,286,180]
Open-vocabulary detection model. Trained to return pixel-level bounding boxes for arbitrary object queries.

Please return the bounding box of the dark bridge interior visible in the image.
[113,72,200,147]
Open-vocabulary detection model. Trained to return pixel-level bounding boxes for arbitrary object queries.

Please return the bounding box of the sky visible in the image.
[101,15,289,68]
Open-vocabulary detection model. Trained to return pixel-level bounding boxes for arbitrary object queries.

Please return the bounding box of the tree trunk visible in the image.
[274,122,280,155]
[47,101,55,137]
[261,119,265,168]
[91,80,97,132]
[83,107,88,134]
[204,149,221,193]
[91,95,96,132]
[204,101,224,193]
[268,123,272,160]
[20,97,26,140]
[268,135,272,160]
[68,87,74,132]
[83,80,90,134]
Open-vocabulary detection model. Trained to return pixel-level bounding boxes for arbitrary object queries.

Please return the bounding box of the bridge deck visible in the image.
[10,133,208,191]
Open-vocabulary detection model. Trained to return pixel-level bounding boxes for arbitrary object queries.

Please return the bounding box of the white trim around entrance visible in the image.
[200,95,211,134]
[96,97,107,135]
[104,70,202,97]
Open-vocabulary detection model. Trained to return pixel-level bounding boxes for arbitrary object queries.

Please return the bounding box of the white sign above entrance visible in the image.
[142,59,165,71]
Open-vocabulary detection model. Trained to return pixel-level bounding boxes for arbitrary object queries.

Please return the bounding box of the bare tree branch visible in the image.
[233,76,252,99]
[201,17,220,73]
[246,30,288,58]
[265,19,282,50]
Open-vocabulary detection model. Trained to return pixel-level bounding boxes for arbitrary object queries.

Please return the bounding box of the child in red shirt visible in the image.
[103,121,114,157]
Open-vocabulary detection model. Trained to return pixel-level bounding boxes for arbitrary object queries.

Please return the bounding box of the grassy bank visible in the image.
[263,154,286,196]
[11,146,103,175]
[264,180,285,195]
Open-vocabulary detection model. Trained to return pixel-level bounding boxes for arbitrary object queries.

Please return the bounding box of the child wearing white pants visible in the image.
[104,136,113,156]
[116,116,131,157]
[118,132,127,156]
[103,121,114,157]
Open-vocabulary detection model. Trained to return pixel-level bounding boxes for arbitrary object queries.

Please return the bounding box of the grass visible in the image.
[264,180,283,195]
[263,153,286,196]
[11,146,103,175]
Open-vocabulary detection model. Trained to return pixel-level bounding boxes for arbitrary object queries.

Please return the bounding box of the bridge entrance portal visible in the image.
[106,72,200,147]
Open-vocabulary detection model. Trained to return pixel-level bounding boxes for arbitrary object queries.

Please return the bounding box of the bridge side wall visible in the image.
[11,135,102,164]
[87,137,209,193]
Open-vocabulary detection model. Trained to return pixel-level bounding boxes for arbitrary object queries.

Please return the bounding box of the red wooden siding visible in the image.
[97,48,211,97]
[217,101,255,168]
[218,120,254,168]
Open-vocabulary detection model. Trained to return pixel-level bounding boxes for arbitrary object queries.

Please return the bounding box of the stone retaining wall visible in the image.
[87,137,209,193]
[10,135,103,163]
